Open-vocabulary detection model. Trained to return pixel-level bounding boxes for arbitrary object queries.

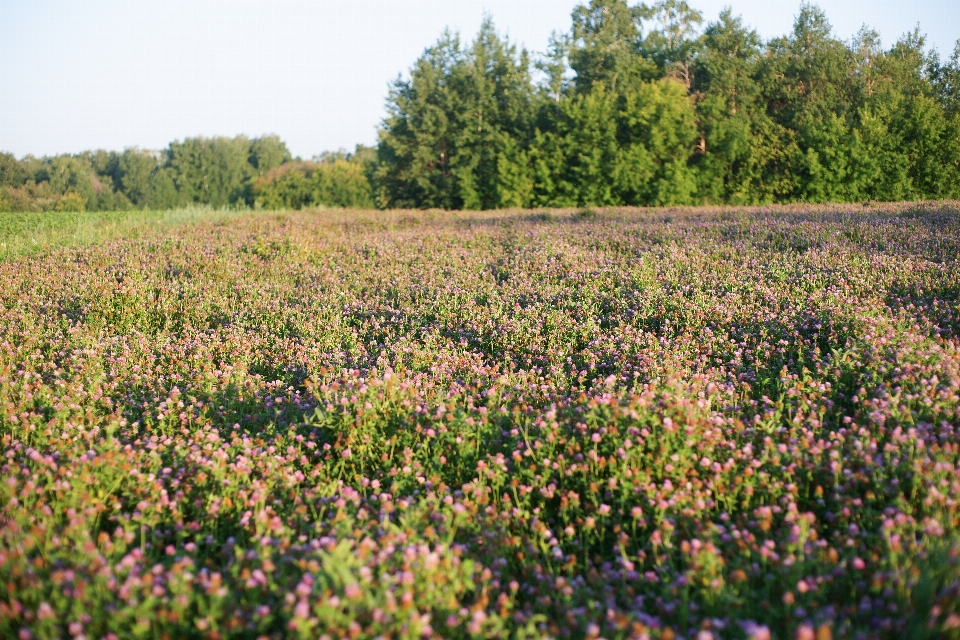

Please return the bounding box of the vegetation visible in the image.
[251,148,376,211]
[0,206,259,261]
[3,2,958,213]
[375,2,960,208]
[2,202,960,639]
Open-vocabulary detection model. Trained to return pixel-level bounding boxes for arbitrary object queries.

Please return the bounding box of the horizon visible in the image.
[1,0,958,160]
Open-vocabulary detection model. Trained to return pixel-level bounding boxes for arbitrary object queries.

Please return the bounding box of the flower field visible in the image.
[2,203,960,640]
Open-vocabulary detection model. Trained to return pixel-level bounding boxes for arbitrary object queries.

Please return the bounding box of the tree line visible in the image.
[0,135,375,213]
[376,1,960,208]
[2,1,958,213]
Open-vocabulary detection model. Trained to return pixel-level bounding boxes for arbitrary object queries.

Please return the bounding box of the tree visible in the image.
[0,152,26,188]
[691,9,777,203]
[249,135,292,176]
[536,31,572,105]
[376,18,534,210]
[569,0,655,94]
[638,0,704,88]
[616,78,699,205]
[167,136,254,207]
[758,4,868,202]
[119,149,158,207]
[529,85,621,207]
[47,156,98,206]
[55,191,88,212]
[252,160,374,210]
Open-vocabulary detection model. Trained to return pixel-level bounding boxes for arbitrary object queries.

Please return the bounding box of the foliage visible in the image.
[376,2,960,209]
[2,203,960,639]
[252,159,375,210]
[53,191,87,212]
[0,136,300,213]
[375,19,535,211]
[0,206,260,260]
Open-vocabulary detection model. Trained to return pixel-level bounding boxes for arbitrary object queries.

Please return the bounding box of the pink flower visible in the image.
[293,600,310,618]
[741,622,771,640]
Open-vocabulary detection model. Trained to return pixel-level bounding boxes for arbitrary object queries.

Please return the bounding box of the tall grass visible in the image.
[0,205,259,260]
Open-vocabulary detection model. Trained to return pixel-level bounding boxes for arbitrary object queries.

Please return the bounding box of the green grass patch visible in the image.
[0,206,260,260]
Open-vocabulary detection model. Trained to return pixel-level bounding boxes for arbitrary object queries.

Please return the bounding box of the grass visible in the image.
[0,206,260,260]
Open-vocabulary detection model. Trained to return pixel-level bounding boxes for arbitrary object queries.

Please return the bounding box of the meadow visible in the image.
[1,202,959,640]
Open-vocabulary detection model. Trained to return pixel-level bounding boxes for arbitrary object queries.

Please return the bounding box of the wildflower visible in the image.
[293,600,310,618]
[741,622,771,640]
[796,624,815,640]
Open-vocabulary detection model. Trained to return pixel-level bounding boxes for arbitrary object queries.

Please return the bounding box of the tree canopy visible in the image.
[376,2,960,208]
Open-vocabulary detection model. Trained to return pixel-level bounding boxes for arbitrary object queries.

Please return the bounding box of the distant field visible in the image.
[2,203,960,639]
[0,206,264,260]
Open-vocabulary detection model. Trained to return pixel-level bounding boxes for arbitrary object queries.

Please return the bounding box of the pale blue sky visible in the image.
[1,0,957,159]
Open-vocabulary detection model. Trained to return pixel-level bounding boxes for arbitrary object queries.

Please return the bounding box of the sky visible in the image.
[1,0,958,159]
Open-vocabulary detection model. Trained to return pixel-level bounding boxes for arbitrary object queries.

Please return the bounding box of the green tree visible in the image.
[118,149,158,207]
[376,31,464,209]
[529,85,621,207]
[536,32,572,106]
[376,18,534,210]
[877,33,960,198]
[252,160,374,210]
[638,0,704,88]
[569,0,655,94]
[167,136,254,207]
[145,167,183,210]
[615,78,699,205]
[758,4,869,202]
[249,135,292,176]
[47,156,98,206]
[691,9,779,203]
[0,152,26,188]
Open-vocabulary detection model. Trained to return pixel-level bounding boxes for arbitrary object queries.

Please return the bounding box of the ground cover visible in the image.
[1,203,959,639]
[0,206,258,261]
